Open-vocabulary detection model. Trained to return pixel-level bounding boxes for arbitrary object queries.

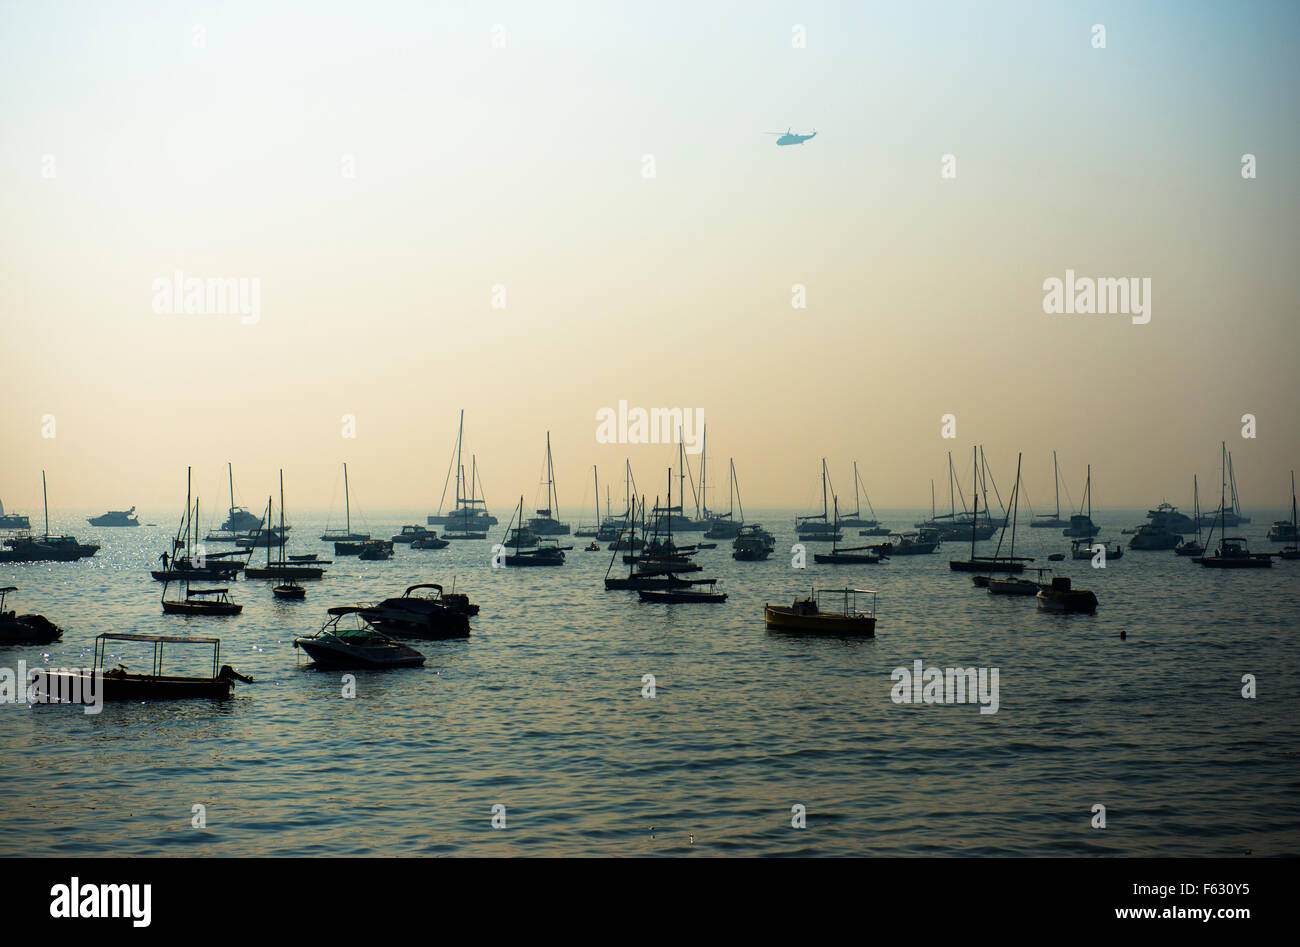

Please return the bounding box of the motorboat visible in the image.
[88,506,139,527]
[0,587,63,645]
[1036,576,1099,614]
[359,583,473,639]
[294,608,425,669]
[764,588,877,637]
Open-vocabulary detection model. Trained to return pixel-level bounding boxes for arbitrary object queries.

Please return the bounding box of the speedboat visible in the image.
[359,583,473,639]
[1128,523,1181,550]
[0,587,63,645]
[294,608,425,669]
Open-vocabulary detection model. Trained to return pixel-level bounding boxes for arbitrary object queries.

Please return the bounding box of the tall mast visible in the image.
[970,447,979,557]
[279,469,286,566]
[266,496,274,565]
[592,465,599,526]
[948,452,956,517]
[729,458,735,519]
[343,462,351,534]
[1219,442,1227,540]
[699,425,707,519]
[678,436,685,518]
[822,458,828,519]
[931,479,936,520]
[1053,450,1061,519]
[1008,452,1022,562]
[184,468,192,558]
[228,462,235,519]
[1192,475,1200,542]
[455,410,464,508]
[42,470,49,539]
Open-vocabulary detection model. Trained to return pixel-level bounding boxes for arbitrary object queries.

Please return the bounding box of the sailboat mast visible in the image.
[700,426,707,519]
[343,463,351,534]
[1009,453,1022,561]
[1193,475,1201,542]
[42,470,49,539]
[970,447,979,557]
[1053,450,1061,519]
[822,458,828,520]
[184,468,192,559]
[592,465,599,526]
[948,452,956,517]
[455,410,464,507]
[279,470,286,566]
[228,462,235,521]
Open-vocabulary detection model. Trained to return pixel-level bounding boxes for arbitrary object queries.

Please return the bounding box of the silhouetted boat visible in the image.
[412,533,450,549]
[1193,443,1272,568]
[212,463,264,534]
[0,587,63,645]
[320,463,370,543]
[917,452,998,539]
[703,459,744,539]
[950,448,1029,573]
[359,583,473,639]
[638,586,727,604]
[1037,576,1098,614]
[813,497,883,564]
[837,462,884,530]
[162,585,242,616]
[391,525,440,544]
[1175,475,1206,556]
[0,498,30,530]
[1198,450,1251,526]
[1029,451,1070,527]
[526,433,571,535]
[1128,523,1181,550]
[872,529,940,556]
[796,459,841,541]
[1274,472,1299,560]
[153,469,244,581]
[0,472,99,563]
[358,541,393,561]
[764,588,877,636]
[88,506,139,527]
[273,579,306,600]
[500,497,566,566]
[428,411,497,530]
[732,524,774,561]
[246,478,326,580]
[294,608,425,669]
[39,633,251,700]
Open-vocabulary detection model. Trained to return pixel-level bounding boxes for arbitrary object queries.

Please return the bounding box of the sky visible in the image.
[1,0,1297,519]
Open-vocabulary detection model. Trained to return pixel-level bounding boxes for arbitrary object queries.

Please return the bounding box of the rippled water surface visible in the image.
[2,508,1298,856]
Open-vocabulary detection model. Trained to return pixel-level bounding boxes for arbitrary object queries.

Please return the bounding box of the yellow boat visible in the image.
[764,588,878,637]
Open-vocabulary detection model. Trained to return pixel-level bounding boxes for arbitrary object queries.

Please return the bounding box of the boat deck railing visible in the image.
[94,632,221,680]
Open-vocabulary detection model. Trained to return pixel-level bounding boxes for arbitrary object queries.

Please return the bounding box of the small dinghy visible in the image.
[0,587,63,645]
[584,541,600,551]
[1036,576,1098,614]
[294,607,425,669]
[764,588,877,637]
[273,579,306,601]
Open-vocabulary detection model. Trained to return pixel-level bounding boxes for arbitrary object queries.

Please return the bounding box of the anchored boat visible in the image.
[0,587,63,645]
[88,506,139,527]
[1036,576,1099,614]
[359,583,473,639]
[294,608,425,669]
[39,633,251,701]
[0,472,99,563]
[765,588,878,637]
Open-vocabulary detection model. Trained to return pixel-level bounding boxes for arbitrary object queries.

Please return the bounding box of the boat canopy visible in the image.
[404,583,444,596]
[327,605,372,616]
[97,632,221,645]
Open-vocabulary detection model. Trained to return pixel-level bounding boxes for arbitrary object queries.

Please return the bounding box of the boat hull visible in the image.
[764,606,875,636]
[38,671,233,701]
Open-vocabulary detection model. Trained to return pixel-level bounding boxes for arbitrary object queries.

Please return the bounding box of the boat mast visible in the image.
[343,462,351,535]
[184,468,192,560]
[455,410,464,510]
[699,425,707,519]
[1053,450,1061,520]
[1008,453,1022,562]
[592,465,599,528]
[970,447,979,557]
[822,458,828,521]
[729,458,735,521]
[279,470,286,567]
[42,470,48,539]
[266,496,274,565]
[1219,441,1227,544]
[228,462,235,522]
[1193,475,1201,543]
[948,452,955,518]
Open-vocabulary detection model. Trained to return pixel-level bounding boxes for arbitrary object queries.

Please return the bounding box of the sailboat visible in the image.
[1194,442,1272,568]
[1070,466,1122,560]
[1029,451,1070,527]
[950,448,1028,573]
[429,411,497,531]
[321,462,371,547]
[574,466,603,538]
[162,496,244,616]
[703,459,745,539]
[984,455,1047,595]
[1199,450,1251,526]
[526,433,571,535]
[201,463,267,541]
[1274,472,1299,560]
[0,472,99,563]
[1062,464,1102,539]
[813,497,883,564]
[501,496,567,566]
[605,496,719,590]
[246,479,326,580]
[1175,475,1206,556]
[917,452,997,539]
[152,468,245,581]
[796,459,842,541]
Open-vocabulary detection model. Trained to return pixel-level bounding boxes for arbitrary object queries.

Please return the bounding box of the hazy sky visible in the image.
[2,1,1297,519]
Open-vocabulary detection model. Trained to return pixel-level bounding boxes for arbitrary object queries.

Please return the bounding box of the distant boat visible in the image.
[0,586,63,645]
[392,525,440,544]
[813,497,883,564]
[917,452,998,539]
[411,533,450,550]
[321,463,370,543]
[246,477,326,581]
[1143,502,1195,534]
[1067,467,1122,560]
[0,472,99,563]
[1267,472,1299,547]
[273,579,306,601]
[88,506,139,527]
[358,541,393,561]
[1198,450,1251,526]
[152,469,244,581]
[764,588,877,637]
[983,456,1044,596]
[428,411,497,530]
[1029,451,1070,528]
[1175,475,1206,556]
[1061,465,1101,538]
[294,608,425,669]
[732,524,775,561]
[796,459,842,541]
[1193,442,1272,569]
[162,585,242,616]
[1128,523,1182,550]
[500,496,566,566]
[216,463,264,533]
[950,448,1028,574]
[638,586,727,604]
[526,433,571,535]
[574,465,604,537]
[837,462,884,530]
[703,459,745,539]
[0,498,30,530]
[872,529,940,556]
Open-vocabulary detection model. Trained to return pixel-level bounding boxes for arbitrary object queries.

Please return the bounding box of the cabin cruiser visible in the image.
[871,530,940,556]
[391,525,441,544]
[0,533,99,563]
[1036,576,1098,614]
[1267,520,1298,543]
[1145,502,1196,534]
[0,498,29,530]
[732,525,775,561]
[87,507,139,527]
[1127,522,1181,550]
[294,608,425,669]
[360,583,474,639]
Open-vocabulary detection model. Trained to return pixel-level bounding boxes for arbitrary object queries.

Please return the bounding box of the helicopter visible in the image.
[765,128,817,146]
